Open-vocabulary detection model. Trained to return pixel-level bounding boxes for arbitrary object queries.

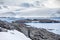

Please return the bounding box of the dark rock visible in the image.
[0,20,60,40]
[0,20,15,30]
[13,19,60,23]
[12,23,60,40]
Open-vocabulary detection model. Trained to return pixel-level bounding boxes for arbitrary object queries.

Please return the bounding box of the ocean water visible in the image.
[0,17,60,35]
[26,23,60,35]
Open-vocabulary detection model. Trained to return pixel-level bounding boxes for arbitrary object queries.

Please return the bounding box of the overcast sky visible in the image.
[0,0,45,5]
[0,0,60,17]
[0,0,60,8]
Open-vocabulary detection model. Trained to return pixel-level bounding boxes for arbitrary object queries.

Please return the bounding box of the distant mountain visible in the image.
[0,1,60,18]
[0,4,24,13]
[0,5,60,17]
[14,8,60,17]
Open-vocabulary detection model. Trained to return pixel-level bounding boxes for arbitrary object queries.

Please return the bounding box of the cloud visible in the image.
[43,0,60,8]
[0,0,60,8]
[55,0,60,5]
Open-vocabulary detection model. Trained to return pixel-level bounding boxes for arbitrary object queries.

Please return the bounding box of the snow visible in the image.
[0,4,60,17]
[0,1,60,18]
[15,8,60,17]
[0,5,26,13]
[0,30,31,40]
[11,8,60,17]
[0,0,60,18]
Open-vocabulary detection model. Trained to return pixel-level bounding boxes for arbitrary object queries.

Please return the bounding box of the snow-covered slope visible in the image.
[0,6,60,17]
[0,5,25,13]
[0,30,31,40]
[15,8,60,17]
[0,5,26,17]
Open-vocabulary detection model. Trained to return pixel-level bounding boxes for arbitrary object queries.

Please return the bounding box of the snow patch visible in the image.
[0,30,31,40]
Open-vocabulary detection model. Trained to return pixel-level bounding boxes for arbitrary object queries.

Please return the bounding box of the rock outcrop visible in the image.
[0,20,60,40]
[13,23,60,40]
[13,19,60,23]
[0,20,15,30]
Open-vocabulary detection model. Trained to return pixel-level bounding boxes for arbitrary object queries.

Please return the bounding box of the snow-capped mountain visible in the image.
[0,4,25,13]
[0,4,26,17]
[15,8,60,17]
[0,5,60,17]
[0,0,60,18]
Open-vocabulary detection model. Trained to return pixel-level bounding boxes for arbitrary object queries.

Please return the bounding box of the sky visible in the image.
[44,0,60,8]
[0,0,60,17]
[0,0,60,8]
[0,0,45,5]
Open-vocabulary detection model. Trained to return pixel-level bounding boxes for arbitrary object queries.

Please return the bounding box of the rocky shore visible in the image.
[13,19,60,23]
[0,20,60,40]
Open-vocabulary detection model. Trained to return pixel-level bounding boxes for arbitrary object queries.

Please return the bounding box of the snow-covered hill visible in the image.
[0,5,26,13]
[0,5,26,17]
[0,5,60,17]
[0,30,31,40]
[15,8,60,17]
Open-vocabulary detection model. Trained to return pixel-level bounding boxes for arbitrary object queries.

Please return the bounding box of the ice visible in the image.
[26,23,60,34]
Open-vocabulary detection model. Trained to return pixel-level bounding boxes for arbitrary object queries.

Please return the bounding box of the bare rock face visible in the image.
[13,23,60,40]
[27,27,60,40]
[0,20,15,30]
[13,19,60,23]
[0,20,60,40]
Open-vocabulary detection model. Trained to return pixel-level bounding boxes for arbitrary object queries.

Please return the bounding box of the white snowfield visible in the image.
[15,8,60,17]
[0,5,60,17]
[0,30,31,40]
[0,5,26,13]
